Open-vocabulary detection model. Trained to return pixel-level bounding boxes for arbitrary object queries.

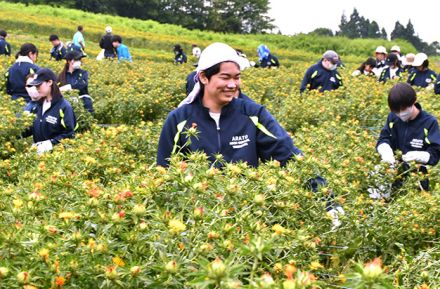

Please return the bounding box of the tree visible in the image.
[338,8,386,39]
[309,28,334,37]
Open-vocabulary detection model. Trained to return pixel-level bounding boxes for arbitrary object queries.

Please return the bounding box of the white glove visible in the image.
[59,84,72,92]
[377,143,395,165]
[351,70,361,77]
[402,151,430,164]
[34,140,53,155]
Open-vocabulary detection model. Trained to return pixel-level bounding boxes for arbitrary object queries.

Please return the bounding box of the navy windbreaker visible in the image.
[407,69,437,88]
[300,61,342,93]
[377,103,440,166]
[24,95,77,144]
[434,74,440,95]
[157,94,302,167]
[63,69,89,95]
[0,38,11,56]
[5,60,39,102]
[379,67,404,83]
[50,43,67,61]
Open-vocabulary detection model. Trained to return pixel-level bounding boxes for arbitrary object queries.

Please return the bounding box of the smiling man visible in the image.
[157,42,302,167]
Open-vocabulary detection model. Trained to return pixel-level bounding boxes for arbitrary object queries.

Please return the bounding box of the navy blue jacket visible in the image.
[99,34,115,57]
[259,54,280,68]
[186,71,197,95]
[5,60,39,102]
[300,61,342,93]
[434,74,440,95]
[377,103,440,166]
[175,52,187,64]
[379,67,404,83]
[407,69,437,88]
[63,69,89,95]
[50,43,67,61]
[157,94,302,167]
[24,95,76,144]
[0,38,11,56]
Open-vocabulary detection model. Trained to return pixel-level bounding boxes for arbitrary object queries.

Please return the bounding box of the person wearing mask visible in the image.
[300,50,343,94]
[111,35,132,62]
[192,44,201,59]
[352,57,377,77]
[23,73,41,112]
[72,25,85,53]
[407,53,437,88]
[5,43,39,102]
[58,51,93,113]
[99,26,115,59]
[23,68,77,154]
[159,42,345,228]
[379,53,403,83]
[174,44,187,64]
[256,44,279,68]
[49,34,67,61]
[370,83,440,198]
[372,46,387,78]
[0,30,11,56]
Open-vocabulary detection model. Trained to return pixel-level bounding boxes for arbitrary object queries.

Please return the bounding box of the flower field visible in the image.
[1,2,440,288]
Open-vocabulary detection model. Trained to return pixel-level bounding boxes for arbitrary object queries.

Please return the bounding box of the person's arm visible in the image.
[6,42,11,56]
[254,107,303,166]
[376,114,397,164]
[423,118,440,165]
[157,113,182,167]
[99,37,105,49]
[300,67,313,93]
[51,105,76,144]
[435,75,440,95]
[407,72,415,85]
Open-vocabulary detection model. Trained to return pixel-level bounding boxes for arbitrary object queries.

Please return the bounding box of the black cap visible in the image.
[385,53,398,65]
[65,50,85,61]
[29,68,57,86]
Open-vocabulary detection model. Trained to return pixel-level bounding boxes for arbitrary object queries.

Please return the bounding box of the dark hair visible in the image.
[421,59,429,68]
[78,25,83,31]
[111,35,122,43]
[58,63,70,87]
[0,30,6,38]
[49,34,59,41]
[388,83,417,112]
[15,43,38,59]
[174,44,182,53]
[357,57,376,72]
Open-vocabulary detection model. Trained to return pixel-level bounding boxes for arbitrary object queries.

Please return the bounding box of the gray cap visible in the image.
[322,50,339,64]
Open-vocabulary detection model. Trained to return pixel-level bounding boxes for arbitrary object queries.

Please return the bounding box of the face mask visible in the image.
[72,61,81,69]
[328,63,337,71]
[26,86,42,101]
[396,106,414,122]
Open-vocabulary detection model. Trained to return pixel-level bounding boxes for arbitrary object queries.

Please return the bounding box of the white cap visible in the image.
[179,42,242,107]
[375,46,387,54]
[390,45,400,52]
[196,42,243,72]
[405,53,415,65]
[105,26,112,33]
[412,53,428,67]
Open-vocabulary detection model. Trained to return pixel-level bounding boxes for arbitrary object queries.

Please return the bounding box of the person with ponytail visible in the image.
[5,43,39,102]
[23,68,77,154]
[58,51,93,113]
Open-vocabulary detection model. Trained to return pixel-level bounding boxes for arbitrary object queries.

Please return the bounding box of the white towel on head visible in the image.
[178,42,243,107]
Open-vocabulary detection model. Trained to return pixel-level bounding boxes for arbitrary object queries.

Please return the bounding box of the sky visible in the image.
[268,0,438,44]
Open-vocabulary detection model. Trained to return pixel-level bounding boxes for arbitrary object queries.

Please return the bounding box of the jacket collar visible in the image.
[15,56,34,64]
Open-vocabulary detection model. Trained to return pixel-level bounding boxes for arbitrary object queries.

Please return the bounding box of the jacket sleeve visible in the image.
[6,43,11,56]
[376,113,396,150]
[300,67,313,93]
[425,118,440,166]
[435,75,440,95]
[99,37,104,49]
[254,107,303,166]
[157,112,181,167]
[407,72,415,85]
[51,104,76,144]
